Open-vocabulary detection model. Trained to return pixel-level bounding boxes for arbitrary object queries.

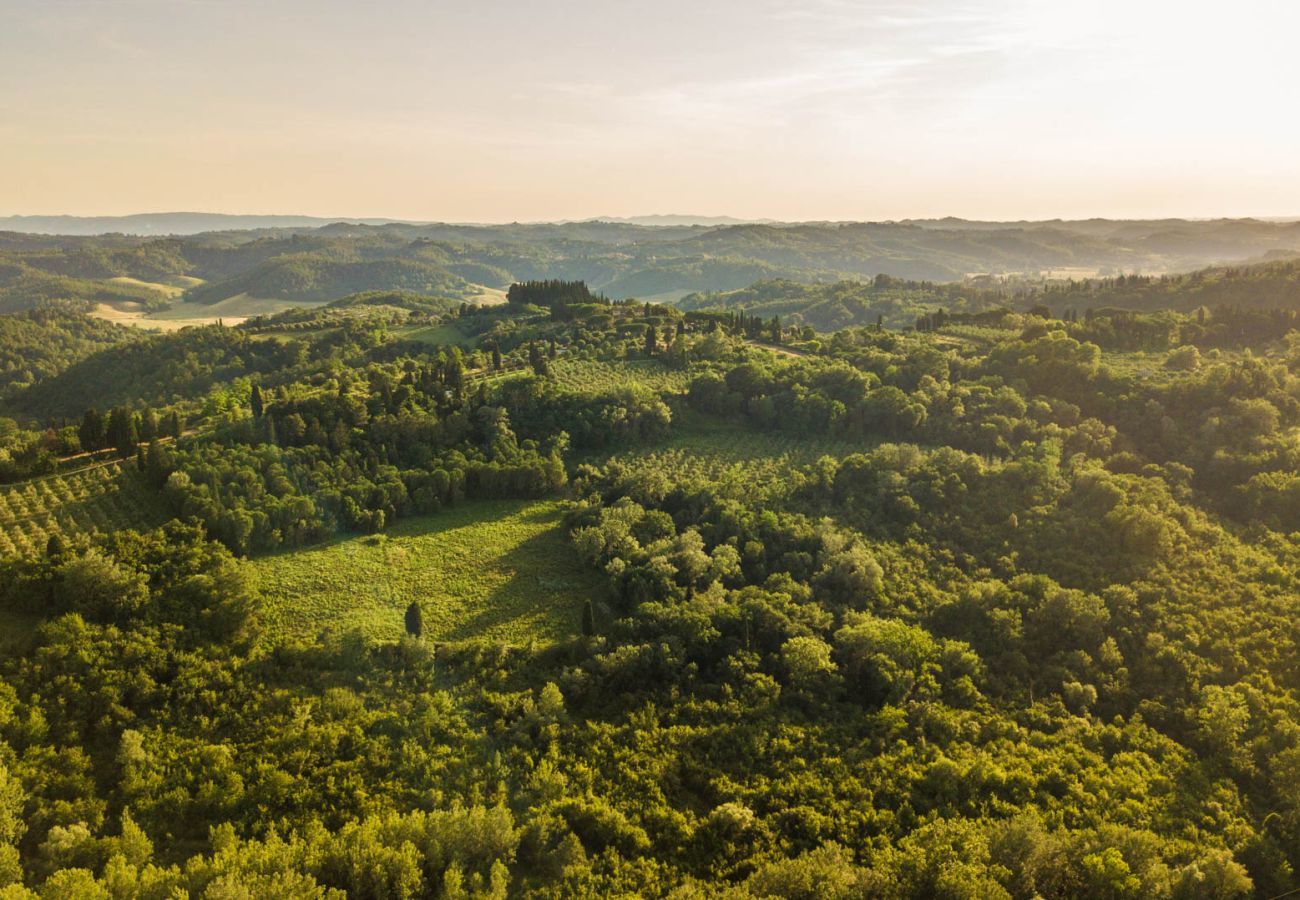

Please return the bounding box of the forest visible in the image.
[0,259,1297,898]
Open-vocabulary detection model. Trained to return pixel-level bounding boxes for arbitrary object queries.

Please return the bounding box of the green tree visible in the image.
[79,408,105,452]
[106,407,137,455]
[405,601,423,638]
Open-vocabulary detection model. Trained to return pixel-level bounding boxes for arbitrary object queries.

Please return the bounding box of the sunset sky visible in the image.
[2,0,1298,221]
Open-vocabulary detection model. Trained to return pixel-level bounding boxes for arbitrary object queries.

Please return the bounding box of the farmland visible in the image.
[0,461,167,558]
[591,409,869,500]
[399,321,473,346]
[549,356,695,393]
[252,499,602,646]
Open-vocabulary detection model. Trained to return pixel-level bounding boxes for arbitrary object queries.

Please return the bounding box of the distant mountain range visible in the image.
[2,217,1299,316]
[0,212,778,236]
[0,213,417,236]
[578,215,777,227]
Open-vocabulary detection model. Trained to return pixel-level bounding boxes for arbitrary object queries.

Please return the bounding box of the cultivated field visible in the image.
[550,357,694,393]
[92,293,327,330]
[597,410,870,500]
[0,462,167,558]
[252,499,603,646]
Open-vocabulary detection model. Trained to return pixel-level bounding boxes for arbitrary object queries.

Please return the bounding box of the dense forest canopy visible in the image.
[0,257,1297,896]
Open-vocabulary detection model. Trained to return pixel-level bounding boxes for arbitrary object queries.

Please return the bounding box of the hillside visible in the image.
[183,254,476,304]
[1042,256,1300,313]
[0,291,1297,894]
[0,309,137,395]
[678,276,1022,330]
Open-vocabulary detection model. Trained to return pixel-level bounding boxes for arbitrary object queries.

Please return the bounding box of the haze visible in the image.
[2,0,1298,222]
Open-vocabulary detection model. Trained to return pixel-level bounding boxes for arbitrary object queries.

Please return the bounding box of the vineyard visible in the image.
[0,461,167,558]
[599,411,869,501]
[549,357,694,394]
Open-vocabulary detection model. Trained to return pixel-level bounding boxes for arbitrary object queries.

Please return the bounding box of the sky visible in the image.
[2,0,1298,222]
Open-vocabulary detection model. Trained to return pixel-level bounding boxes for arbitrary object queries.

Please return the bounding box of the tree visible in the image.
[167,410,182,440]
[528,342,549,377]
[106,407,137,455]
[581,598,596,637]
[139,408,158,442]
[491,344,502,371]
[144,441,172,487]
[645,324,658,356]
[78,409,105,452]
[251,384,264,419]
[405,601,423,638]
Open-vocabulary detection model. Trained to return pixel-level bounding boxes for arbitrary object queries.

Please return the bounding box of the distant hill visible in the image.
[679,277,1016,330]
[185,255,475,305]
[1043,256,1300,314]
[2,218,1300,315]
[681,255,1300,332]
[580,215,775,227]
[0,213,418,236]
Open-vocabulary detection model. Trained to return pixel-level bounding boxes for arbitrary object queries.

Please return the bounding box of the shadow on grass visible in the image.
[435,527,601,643]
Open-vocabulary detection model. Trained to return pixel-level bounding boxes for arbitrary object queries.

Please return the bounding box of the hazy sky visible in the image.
[2,0,1298,221]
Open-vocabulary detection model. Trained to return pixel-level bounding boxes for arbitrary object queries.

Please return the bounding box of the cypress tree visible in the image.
[405,601,424,638]
[581,598,596,637]
[139,408,158,442]
[79,409,104,452]
[107,407,137,455]
[251,384,264,419]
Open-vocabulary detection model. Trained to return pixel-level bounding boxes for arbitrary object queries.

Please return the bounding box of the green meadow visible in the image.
[251,498,603,646]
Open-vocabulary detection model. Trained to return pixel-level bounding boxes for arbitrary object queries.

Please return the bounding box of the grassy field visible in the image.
[0,462,168,558]
[469,285,507,306]
[400,321,473,346]
[252,499,603,646]
[106,276,189,298]
[92,293,324,330]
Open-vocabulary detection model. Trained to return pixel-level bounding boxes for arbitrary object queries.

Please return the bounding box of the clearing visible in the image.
[400,321,474,346]
[252,499,603,646]
[91,293,327,330]
[106,276,190,298]
[469,285,508,306]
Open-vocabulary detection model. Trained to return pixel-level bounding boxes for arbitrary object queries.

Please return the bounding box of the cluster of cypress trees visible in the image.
[78,406,181,455]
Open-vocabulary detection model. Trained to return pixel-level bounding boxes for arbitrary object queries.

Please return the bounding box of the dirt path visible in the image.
[747,340,808,358]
